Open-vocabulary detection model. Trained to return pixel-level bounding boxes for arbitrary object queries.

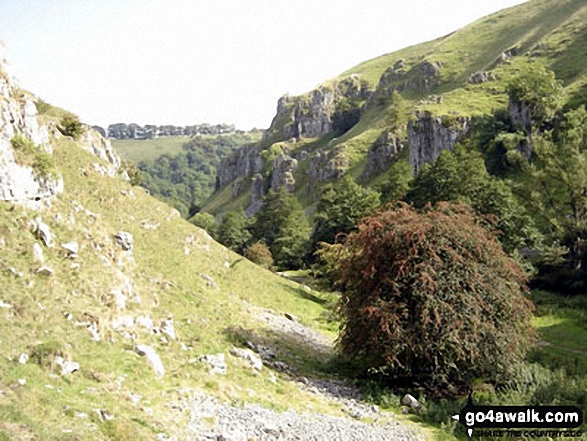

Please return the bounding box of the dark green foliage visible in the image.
[57,115,85,140]
[506,63,564,126]
[217,209,251,254]
[405,145,540,253]
[378,159,413,203]
[521,106,587,291]
[250,188,310,269]
[312,176,380,247]
[332,97,361,134]
[244,241,273,269]
[137,134,253,217]
[328,202,534,394]
[190,212,218,239]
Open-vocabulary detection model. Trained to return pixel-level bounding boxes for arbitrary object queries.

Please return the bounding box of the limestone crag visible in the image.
[507,96,534,158]
[79,128,122,177]
[270,153,298,192]
[408,111,470,173]
[0,43,63,206]
[469,71,496,84]
[309,150,349,183]
[215,144,264,190]
[245,173,265,217]
[103,122,235,140]
[378,60,443,95]
[362,131,405,178]
[263,76,371,143]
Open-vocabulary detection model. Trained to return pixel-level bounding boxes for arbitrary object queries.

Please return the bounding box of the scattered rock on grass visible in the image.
[35,218,54,247]
[229,347,263,371]
[199,353,227,375]
[401,394,420,409]
[114,231,133,251]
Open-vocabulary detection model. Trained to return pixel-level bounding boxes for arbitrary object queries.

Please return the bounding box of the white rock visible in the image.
[111,315,135,330]
[114,231,133,251]
[35,219,54,247]
[36,266,53,276]
[135,315,154,329]
[199,353,226,375]
[61,241,79,257]
[401,394,420,409]
[0,300,12,308]
[55,356,79,374]
[18,353,29,364]
[229,347,263,371]
[88,322,101,341]
[161,318,175,340]
[33,243,44,263]
[135,344,164,378]
[18,378,26,386]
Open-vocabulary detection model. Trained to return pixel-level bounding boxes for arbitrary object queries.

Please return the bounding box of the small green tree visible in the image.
[250,188,309,269]
[217,209,251,253]
[244,241,273,269]
[312,176,380,247]
[328,202,534,394]
[190,212,218,239]
[405,145,540,253]
[58,115,85,140]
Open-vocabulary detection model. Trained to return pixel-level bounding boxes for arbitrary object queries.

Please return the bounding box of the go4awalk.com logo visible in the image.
[452,396,584,438]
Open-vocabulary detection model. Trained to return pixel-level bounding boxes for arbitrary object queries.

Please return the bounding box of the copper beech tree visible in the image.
[327,202,535,393]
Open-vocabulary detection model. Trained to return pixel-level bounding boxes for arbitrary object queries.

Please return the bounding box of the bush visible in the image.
[57,114,85,140]
[190,212,218,239]
[245,241,273,269]
[11,134,58,179]
[330,202,535,394]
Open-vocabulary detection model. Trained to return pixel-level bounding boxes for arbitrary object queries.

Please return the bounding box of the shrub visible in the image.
[57,114,85,140]
[190,212,218,239]
[330,202,535,394]
[11,134,57,179]
[244,241,273,269]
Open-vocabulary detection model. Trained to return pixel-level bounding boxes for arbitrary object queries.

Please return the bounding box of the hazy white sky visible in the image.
[0,0,527,130]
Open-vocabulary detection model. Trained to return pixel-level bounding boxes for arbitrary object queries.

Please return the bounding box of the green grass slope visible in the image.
[111,136,191,162]
[0,133,431,439]
[202,0,587,217]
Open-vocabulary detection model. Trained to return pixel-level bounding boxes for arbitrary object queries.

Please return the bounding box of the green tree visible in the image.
[312,176,380,247]
[217,209,251,254]
[190,212,218,239]
[522,106,587,289]
[250,188,309,269]
[58,114,85,140]
[405,145,540,253]
[327,202,534,393]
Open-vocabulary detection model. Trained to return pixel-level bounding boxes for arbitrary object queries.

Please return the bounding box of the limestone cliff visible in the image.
[215,144,264,190]
[0,44,62,207]
[408,111,470,174]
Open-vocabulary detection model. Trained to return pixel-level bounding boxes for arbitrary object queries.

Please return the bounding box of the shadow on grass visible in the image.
[224,325,334,376]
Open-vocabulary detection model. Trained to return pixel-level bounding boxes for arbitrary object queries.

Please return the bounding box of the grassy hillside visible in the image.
[112,136,191,162]
[0,127,438,438]
[202,0,587,217]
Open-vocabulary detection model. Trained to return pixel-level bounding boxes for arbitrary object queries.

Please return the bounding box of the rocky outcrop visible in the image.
[215,144,264,190]
[508,96,533,132]
[309,150,349,183]
[362,131,405,178]
[408,111,470,173]
[0,44,63,207]
[263,76,371,142]
[270,153,298,192]
[79,128,121,177]
[468,71,496,84]
[104,123,235,140]
[378,60,443,94]
[245,173,265,217]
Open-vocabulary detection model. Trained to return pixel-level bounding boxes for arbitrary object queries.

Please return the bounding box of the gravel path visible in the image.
[179,302,425,440]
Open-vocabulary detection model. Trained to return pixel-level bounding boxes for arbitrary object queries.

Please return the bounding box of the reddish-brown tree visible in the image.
[332,202,535,393]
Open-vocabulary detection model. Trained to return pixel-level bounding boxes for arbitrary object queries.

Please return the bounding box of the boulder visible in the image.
[199,353,227,375]
[401,394,420,409]
[229,347,263,371]
[35,219,54,247]
[114,231,133,251]
[135,344,164,378]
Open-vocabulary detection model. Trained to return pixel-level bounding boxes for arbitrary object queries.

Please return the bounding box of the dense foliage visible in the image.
[137,133,257,217]
[58,115,85,140]
[312,176,380,248]
[250,188,310,269]
[244,241,274,269]
[217,209,251,254]
[329,202,534,393]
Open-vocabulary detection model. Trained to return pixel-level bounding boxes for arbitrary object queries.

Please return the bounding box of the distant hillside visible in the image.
[202,0,587,218]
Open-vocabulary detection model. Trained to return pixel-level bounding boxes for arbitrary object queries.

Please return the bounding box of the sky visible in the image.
[0,0,527,130]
